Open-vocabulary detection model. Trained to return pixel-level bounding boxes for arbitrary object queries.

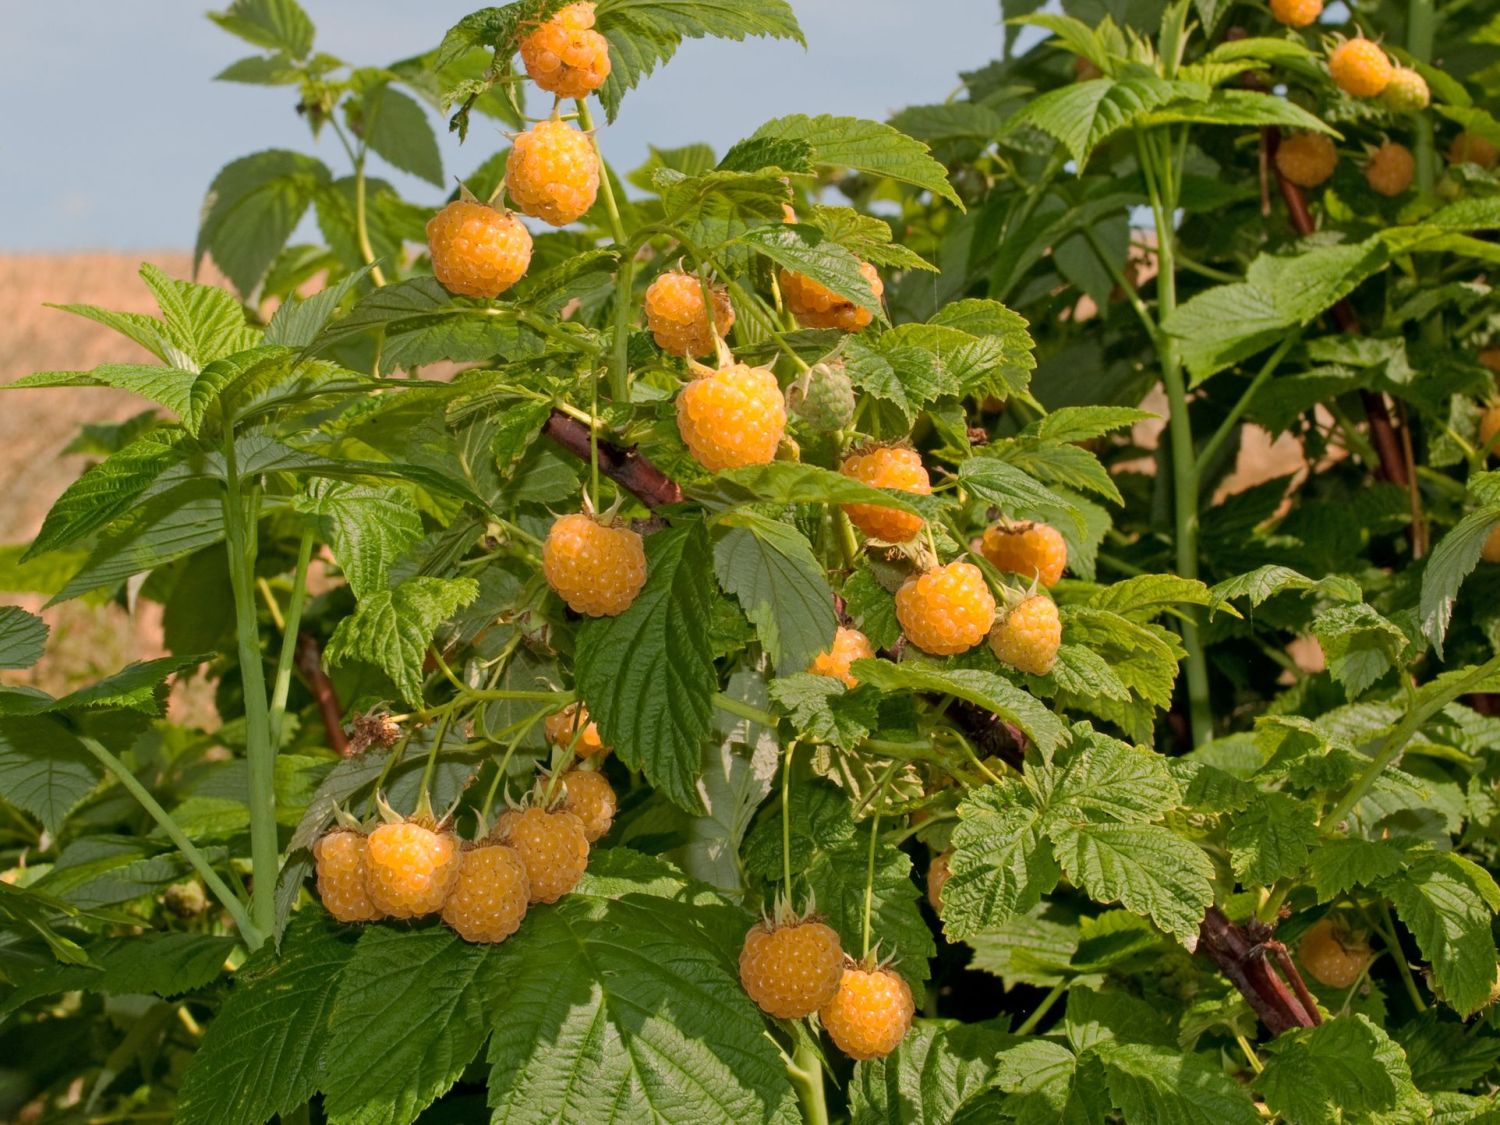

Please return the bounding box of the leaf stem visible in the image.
[330,118,387,288]
[1014,981,1065,1035]
[1376,900,1428,1013]
[220,424,279,943]
[267,527,315,752]
[782,740,796,899]
[1194,332,1300,479]
[788,1024,830,1125]
[78,735,259,946]
[1407,0,1437,194]
[713,692,780,728]
[860,803,882,960]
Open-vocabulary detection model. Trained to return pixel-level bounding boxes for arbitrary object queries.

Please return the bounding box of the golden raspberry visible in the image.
[840,447,930,543]
[1269,0,1321,27]
[780,262,884,332]
[1298,917,1372,989]
[1449,132,1500,170]
[644,270,735,357]
[1483,525,1500,564]
[363,820,461,919]
[988,594,1062,677]
[440,843,530,943]
[895,562,996,656]
[1365,142,1415,197]
[313,830,382,923]
[518,2,611,100]
[506,119,599,226]
[1481,405,1500,456]
[738,918,845,1019]
[1275,133,1338,189]
[542,513,647,617]
[497,807,590,904]
[543,701,610,759]
[676,362,786,471]
[1328,37,1394,98]
[927,851,951,913]
[979,521,1067,587]
[560,768,616,842]
[808,626,876,688]
[1382,67,1430,113]
[820,964,915,1060]
[426,200,533,299]
[1481,349,1500,375]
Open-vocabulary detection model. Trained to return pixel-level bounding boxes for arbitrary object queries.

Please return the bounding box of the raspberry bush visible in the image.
[4,0,1500,1121]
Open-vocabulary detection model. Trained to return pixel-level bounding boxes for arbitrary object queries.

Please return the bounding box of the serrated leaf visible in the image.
[751,114,960,207]
[4,363,198,415]
[483,850,800,1123]
[766,674,877,751]
[1311,603,1408,698]
[1051,733,1181,823]
[208,0,314,58]
[0,607,47,670]
[1381,853,1500,1016]
[958,457,1084,535]
[850,1020,1010,1125]
[50,654,209,716]
[944,782,1058,941]
[736,223,883,316]
[1096,1039,1260,1124]
[0,716,101,835]
[1007,76,1206,166]
[690,462,921,515]
[712,514,835,674]
[186,344,296,435]
[842,562,900,650]
[177,914,355,1125]
[1207,564,1361,615]
[1308,837,1416,902]
[139,264,261,368]
[197,150,330,299]
[360,84,443,187]
[851,661,1068,761]
[1086,574,1218,622]
[1138,88,1335,133]
[295,480,424,600]
[808,206,936,272]
[325,576,480,707]
[1048,822,1213,949]
[1226,793,1319,887]
[264,265,372,346]
[1421,508,1500,657]
[0,932,235,1018]
[1254,1014,1427,1125]
[577,525,717,813]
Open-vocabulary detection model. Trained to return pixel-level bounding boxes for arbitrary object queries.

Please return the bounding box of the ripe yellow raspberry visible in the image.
[1269,0,1322,27]
[820,963,915,1060]
[1328,37,1394,98]
[505,119,599,226]
[363,819,462,919]
[644,271,735,357]
[780,262,884,332]
[543,701,610,759]
[1382,67,1430,113]
[1298,917,1372,989]
[440,843,530,943]
[313,829,382,923]
[980,521,1067,587]
[988,594,1063,677]
[1480,349,1500,375]
[895,562,996,656]
[676,362,787,471]
[560,768,616,842]
[1275,133,1338,189]
[497,806,590,904]
[840,447,930,543]
[1482,524,1500,564]
[808,626,876,688]
[738,918,845,1019]
[543,513,647,617]
[426,200,533,299]
[1481,405,1500,456]
[518,1,611,100]
[1365,142,1415,197]
[927,851,951,913]
[1448,132,1500,170]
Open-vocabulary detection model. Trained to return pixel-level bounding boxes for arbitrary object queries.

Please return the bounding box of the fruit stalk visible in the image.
[267,528,315,752]
[787,1025,830,1125]
[1407,0,1437,193]
[221,427,279,943]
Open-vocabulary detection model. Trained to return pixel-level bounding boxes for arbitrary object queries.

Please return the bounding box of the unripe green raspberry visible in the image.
[785,362,856,432]
[1382,67,1430,114]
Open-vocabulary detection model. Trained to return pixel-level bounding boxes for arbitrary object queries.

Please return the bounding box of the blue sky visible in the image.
[0,1,1005,251]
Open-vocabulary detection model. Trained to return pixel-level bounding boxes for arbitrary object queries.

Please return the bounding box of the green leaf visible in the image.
[24,430,186,560]
[1420,508,1500,657]
[1308,837,1416,902]
[944,782,1058,941]
[0,932,235,1018]
[1311,603,1409,698]
[957,457,1084,534]
[1007,76,1206,166]
[1208,564,1362,615]
[1226,793,1319,887]
[1138,88,1334,133]
[768,673,877,751]
[713,513,835,674]
[321,927,503,1125]
[850,661,1069,761]
[264,265,372,346]
[208,0,315,58]
[1381,853,1500,1016]
[1255,1014,1427,1125]
[808,206,937,272]
[691,462,921,515]
[483,850,800,1123]
[177,914,355,1125]
[594,0,804,122]
[359,84,443,188]
[577,525,718,813]
[140,263,262,368]
[4,363,197,415]
[850,1020,1010,1125]
[750,114,960,207]
[325,576,480,707]
[294,480,424,600]
[1048,822,1214,948]
[1095,1039,1260,1124]
[197,150,330,299]
[49,654,209,716]
[1086,574,1220,622]
[1051,732,1181,823]
[0,607,47,669]
[185,344,296,435]
[0,716,100,835]
[736,223,883,316]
